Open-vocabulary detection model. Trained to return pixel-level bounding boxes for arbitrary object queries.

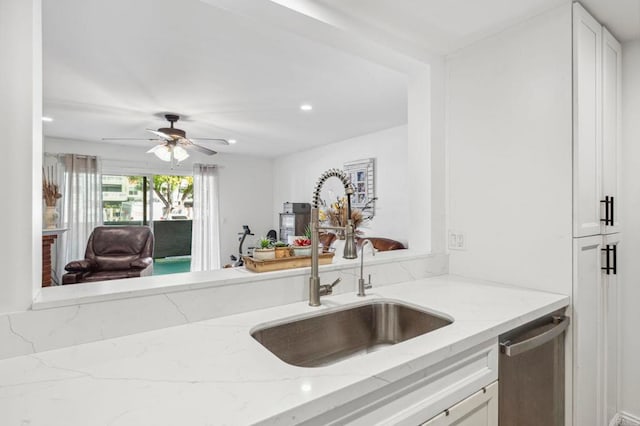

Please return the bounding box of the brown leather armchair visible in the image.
[320,233,406,253]
[62,226,154,284]
[356,237,406,251]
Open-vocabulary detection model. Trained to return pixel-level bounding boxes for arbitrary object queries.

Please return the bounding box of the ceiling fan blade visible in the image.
[146,129,173,141]
[102,138,163,141]
[179,138,217,155]
[190,143,218,156]
[189,138,230,145]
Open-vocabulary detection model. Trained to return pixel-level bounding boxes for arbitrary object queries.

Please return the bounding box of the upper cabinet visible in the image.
[601,28,622,234]
[573,3,622,237]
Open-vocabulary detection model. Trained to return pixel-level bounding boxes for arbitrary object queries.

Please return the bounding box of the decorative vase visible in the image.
[274,246,291,259]
[253,248,275,260]
[292,246,312,256]
[44,206,59,229]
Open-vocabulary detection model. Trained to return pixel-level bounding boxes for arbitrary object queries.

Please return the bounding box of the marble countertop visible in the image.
[0,275,569,426]
[33,249,432,310]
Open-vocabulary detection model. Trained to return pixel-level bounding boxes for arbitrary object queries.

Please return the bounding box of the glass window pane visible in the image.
[102,175,145,225]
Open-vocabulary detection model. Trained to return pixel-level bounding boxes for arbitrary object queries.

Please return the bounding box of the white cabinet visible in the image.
[573,3,602,238]
[572,3,622,238]
[603,233,620,424]
[572,4,622,424]
[421,382,498,426]
[601,29,622,235]
[573,234,620,426]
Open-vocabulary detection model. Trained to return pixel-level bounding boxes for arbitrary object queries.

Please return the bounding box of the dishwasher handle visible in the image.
[500,315,570,357]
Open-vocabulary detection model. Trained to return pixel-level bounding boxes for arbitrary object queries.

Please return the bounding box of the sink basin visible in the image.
[251,300,453,367]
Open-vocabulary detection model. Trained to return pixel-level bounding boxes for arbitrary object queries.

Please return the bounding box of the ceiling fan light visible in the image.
[173,145,190,162]
[150,145,173,162]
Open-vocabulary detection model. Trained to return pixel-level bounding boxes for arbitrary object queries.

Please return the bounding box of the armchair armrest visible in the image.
[64,259,96,272]
[130,257,153,270]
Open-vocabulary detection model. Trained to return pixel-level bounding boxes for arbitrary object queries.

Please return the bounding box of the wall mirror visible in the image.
[40,0,408,289]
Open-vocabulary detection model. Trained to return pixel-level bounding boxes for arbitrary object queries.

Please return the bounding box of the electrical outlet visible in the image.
[448,230,467,250]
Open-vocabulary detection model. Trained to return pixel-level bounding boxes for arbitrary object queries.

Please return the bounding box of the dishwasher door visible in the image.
[498,313,569,426]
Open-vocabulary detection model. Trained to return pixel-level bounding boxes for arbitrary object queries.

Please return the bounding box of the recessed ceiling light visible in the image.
[228,139,237,144]
[42,116,53,122]
[300,104,313,111]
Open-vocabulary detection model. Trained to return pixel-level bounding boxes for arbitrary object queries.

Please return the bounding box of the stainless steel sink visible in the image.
[251,300,453,367]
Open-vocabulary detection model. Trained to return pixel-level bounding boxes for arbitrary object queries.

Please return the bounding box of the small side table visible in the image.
[42,228,68,287]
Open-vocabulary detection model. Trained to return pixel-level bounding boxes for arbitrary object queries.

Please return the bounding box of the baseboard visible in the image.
[618,412,640,426]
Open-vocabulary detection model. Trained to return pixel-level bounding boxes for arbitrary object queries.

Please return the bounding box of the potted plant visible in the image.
[253,237,275,260]
[292,236,312,256]
[273,241,291,258]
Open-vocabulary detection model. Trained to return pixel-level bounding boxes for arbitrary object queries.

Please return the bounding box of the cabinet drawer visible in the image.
[421,381,498,426]
[301,339,498,426]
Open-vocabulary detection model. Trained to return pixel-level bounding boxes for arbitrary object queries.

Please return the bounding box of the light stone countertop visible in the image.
[0,275,569,426]
[33,249,432,310]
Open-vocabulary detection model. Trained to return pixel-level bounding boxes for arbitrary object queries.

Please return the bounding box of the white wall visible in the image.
[272,125,409,243]
[446,4,574,295]
[0,0,42,313]
[44,138,274,266]
[619,39,640,421]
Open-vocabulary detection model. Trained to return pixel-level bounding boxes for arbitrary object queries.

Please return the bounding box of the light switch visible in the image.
[448,230,467,250]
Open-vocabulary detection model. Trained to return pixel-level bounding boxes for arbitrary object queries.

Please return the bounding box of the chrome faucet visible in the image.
[357,239,375,297]
[309,169,358,307]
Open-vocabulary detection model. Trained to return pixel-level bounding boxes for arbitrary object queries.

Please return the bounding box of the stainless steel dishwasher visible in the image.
[499,311,570,426]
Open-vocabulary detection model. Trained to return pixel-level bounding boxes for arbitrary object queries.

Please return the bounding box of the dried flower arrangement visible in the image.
[322,196,376,236]
[42,167,62,207]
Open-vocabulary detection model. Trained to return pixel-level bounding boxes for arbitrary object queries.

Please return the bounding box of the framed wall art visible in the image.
[344,158,375,217]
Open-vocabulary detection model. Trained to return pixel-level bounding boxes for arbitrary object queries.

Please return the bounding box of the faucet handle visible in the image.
[358,275,373,295]
[319,277,342,296]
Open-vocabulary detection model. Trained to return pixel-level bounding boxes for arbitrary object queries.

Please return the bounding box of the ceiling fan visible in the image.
[102,114,230,163]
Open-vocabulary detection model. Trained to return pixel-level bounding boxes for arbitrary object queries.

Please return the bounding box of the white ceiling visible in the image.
[313,0,640,53]
[44,0,639,159]
[580,0,640,42]
[42,0,408,158]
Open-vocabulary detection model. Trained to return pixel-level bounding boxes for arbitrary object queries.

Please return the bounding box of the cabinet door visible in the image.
[421,382,498,426]
[603,234,620,425]
[601,29,622,234]
[573,235,604,426]
[573,3,602,238]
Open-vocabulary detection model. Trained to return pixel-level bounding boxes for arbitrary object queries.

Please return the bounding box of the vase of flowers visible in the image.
[42,167,62,229]
[323,196,367,238]
[253,237,275,260]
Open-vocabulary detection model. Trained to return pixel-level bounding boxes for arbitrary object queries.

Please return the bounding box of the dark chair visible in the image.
[356,237,406,251]
[319,232,338,253]
[62,226,154,284]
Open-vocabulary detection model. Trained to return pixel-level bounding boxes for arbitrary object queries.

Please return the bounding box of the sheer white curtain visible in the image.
[55,154,103,282]
[191,164,221,271]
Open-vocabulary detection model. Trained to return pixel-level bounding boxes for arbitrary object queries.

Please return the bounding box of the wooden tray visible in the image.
[243,252,334,273]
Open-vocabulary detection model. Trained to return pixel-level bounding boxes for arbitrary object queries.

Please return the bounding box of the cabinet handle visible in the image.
[601,244,618,275]
[602,245,611,275]
[610,196,615,227]
[601,196,612,226]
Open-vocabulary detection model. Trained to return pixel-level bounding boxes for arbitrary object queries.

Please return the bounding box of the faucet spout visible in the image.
[308,169,358,306]
[358,239,375,297]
